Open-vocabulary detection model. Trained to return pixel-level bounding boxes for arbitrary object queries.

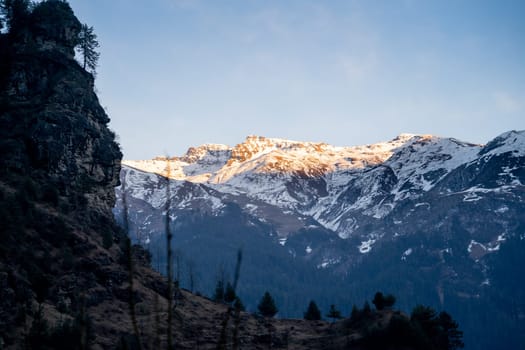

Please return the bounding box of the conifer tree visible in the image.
[438,311,464,350]
[350,304,360,322]
[304,300,321,321]
[224,282,236,304]
[326,304,342,322]
[363,301,372,315]
[164,160,174,350]
[233,297,245,312]
[372,291,385,310]
[410,305,464,350]
[76,23,100,75]
[0,0,31,34]
[213,279,225,303]
[384,294,396,308]
[373,291,396,310]
[257,291,278,318]
[411,304,438,335]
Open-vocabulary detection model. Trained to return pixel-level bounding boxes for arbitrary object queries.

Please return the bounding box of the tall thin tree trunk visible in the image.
[122,180,143,349]
[165,159,174,350]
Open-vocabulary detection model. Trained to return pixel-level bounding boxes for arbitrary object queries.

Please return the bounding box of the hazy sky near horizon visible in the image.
[67,0,525,160]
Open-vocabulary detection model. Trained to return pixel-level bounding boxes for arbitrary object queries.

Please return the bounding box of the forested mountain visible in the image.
[117,132,525,350]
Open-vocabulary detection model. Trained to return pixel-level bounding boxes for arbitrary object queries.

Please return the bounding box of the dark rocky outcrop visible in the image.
[0,1,134,348]
[0,1,120,221]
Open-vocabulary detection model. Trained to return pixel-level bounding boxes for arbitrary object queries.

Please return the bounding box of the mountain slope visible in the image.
[117,131,525,350]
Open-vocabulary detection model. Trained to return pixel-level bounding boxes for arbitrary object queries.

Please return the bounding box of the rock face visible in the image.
[0,2,128,347]
[0,1,121,221]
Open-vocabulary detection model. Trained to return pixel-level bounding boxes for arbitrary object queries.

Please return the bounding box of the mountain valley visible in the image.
[117,132,525,350]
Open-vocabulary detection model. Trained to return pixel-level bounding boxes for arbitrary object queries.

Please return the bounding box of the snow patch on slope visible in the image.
[387,135,481,201]
[359,238,376,253]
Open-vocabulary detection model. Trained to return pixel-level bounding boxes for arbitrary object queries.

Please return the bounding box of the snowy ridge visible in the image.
[119,131,524,244]
[123,134,415,184]
[479,130,525,158]
[124,144,231,183]
[385,135,482,200]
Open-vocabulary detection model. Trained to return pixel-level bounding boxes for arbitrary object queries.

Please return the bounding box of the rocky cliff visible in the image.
[0,0,121,220]
[0,2,138,348]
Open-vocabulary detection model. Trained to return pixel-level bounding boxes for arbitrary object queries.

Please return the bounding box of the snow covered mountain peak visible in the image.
[117,130,524,258]
[479,129,525,157]
[226,135,352,165]
[180,143,231,164]
[201,134,438,183]
[122,134,475,184]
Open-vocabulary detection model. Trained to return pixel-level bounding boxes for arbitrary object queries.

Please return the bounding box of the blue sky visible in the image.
[67,0,525,159]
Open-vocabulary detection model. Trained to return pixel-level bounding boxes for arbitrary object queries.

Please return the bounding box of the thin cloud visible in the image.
[493,91,522,113]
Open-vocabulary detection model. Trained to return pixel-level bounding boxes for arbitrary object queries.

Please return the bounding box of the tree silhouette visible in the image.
[0,0,31,34]
[224,282,236,304]
[411,304,438,338]
[350,304,360,321]
[438,311,464,350]
[76,23,100,75]
[213,279,225,302]
[372,292,385,310]
[384,294,396,308]
[362,301,372,316]
[233,297,245,312]
[410,305,464,350]
[304,300,321,321]
[373,291,396,310]
[257,291,278,318]
[326,304,342,322]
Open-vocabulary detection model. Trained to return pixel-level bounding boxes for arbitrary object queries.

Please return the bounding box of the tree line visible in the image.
[212,277,463,350]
